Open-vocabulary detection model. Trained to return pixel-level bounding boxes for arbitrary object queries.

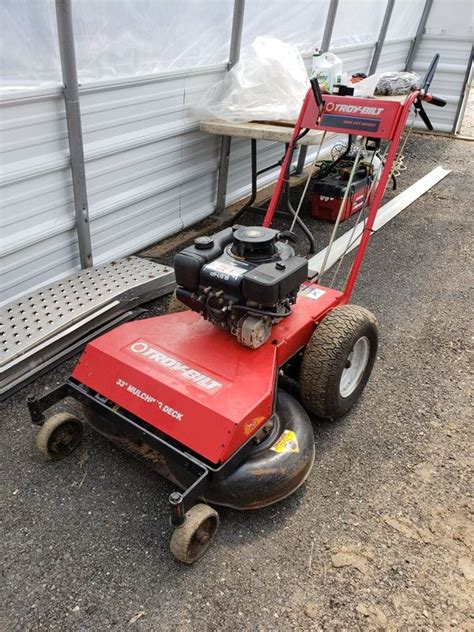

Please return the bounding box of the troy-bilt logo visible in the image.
[326,102,383,116]
[129,340,223,393]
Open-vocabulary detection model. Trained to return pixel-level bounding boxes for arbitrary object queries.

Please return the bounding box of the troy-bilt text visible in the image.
[129,341,223,392]
[333,104,383,115]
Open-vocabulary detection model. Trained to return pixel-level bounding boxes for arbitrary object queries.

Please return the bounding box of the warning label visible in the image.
[271,429,300,454]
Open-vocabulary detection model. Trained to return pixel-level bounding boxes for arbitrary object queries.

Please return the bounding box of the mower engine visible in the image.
[174,226,308,348]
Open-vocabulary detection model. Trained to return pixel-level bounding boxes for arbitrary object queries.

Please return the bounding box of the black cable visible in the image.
[295,128,310,142]
[231,304,293,319]
[315,134,353,181]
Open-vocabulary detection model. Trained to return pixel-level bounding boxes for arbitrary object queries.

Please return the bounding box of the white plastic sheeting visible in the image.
[0,0,446,93]
[200,37,309,122]
[1,0,234,91]
[425,0,474,37]
[240,0,330,51]
[387,0,425,40]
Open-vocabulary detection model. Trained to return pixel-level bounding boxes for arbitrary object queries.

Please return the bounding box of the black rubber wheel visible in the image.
[170,504,219,564]
[300,305,378,419]
[36,412,83,461]
[167,291,189,314]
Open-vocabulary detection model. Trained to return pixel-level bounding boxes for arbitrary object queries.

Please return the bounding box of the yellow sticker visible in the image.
[271,429,300,454]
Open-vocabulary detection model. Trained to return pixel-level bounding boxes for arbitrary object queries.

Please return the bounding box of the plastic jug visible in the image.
[311,50,343,93]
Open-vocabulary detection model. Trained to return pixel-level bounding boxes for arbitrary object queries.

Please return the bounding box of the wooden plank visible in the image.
[200,119,326,145]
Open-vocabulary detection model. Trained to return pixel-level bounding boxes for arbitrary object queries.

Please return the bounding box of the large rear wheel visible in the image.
[300,305,378,419]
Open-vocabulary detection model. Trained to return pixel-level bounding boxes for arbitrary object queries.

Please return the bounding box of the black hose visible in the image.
[232,304,293,319]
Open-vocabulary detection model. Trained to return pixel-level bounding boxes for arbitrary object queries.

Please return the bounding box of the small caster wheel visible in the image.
[170,503,219,564]
[36,412,83,461]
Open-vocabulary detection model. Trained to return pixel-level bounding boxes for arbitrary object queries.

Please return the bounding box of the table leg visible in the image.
[294,145,308,175]
[248,138,258,208]
[215,136,232,214]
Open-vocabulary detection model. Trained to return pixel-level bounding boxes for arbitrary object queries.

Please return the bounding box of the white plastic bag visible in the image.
[199,36,309,123]
[353,73,382,97]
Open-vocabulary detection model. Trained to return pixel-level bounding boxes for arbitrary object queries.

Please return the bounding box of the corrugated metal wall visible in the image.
[1,30,471,305]
[1,65,226,304]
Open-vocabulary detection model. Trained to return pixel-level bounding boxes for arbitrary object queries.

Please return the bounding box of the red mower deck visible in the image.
[72,284,342,464]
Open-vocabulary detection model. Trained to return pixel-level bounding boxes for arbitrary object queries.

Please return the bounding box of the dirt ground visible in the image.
[1,133,473,631]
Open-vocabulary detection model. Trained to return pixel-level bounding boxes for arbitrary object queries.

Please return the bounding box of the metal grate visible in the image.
[1,257,175,397]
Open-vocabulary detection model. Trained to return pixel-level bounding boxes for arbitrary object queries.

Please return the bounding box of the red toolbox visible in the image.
[311,167,373,222]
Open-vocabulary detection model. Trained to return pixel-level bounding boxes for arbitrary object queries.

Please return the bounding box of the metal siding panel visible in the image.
[1,67,227,304]
[83,67,225,263]
[377,39,412,72]
[333,43,376,75]
[1,91,82,304]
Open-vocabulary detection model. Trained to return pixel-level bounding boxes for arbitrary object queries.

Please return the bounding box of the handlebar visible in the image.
[421,53,440,92]
[423,93,447,107]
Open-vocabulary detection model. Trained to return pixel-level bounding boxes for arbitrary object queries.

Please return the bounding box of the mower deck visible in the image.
[71,283,342,464]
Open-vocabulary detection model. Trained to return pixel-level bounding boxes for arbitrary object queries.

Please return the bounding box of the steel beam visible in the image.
[405,0,434,71]
[55,0,93,268]
[227,0,245,70]
[321,0,339,52]
[368,0,396,75]
[215,0,246,214]
[295,0,339,175]
[453,46,473,134]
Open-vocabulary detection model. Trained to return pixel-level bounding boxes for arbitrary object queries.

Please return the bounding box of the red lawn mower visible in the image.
[27,56,445,563]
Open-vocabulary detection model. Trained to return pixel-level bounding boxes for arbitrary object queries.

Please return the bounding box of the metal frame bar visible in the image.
[405,0,434,71]
[215,0,246,214]
[453,46,473,134]
[27,377,258,525]
[321,0,339,52]
[295,0,339,175]
[368,0,396,75]
[55,0,93,269]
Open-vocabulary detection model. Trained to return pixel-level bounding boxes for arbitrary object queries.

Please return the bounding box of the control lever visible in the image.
[414,54,446,131]
[421,53,440,92]
[310,77,324,114]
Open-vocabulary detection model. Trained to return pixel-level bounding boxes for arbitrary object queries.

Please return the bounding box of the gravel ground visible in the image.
[1,134,473,631]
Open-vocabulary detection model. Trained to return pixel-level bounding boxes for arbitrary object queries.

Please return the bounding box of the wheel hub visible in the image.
[339,336,370,398]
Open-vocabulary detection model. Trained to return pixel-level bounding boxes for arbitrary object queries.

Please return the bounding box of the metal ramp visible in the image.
[1,257,175,398]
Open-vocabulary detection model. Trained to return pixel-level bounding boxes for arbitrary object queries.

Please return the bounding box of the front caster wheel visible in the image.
[36,412,83,461]
[170,503,219,564]
[300,305,378,419]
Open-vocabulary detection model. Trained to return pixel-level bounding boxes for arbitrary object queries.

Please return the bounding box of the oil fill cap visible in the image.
[194,236,214,250]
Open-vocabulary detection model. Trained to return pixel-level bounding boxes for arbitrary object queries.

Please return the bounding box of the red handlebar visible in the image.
[423,93,447,107]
